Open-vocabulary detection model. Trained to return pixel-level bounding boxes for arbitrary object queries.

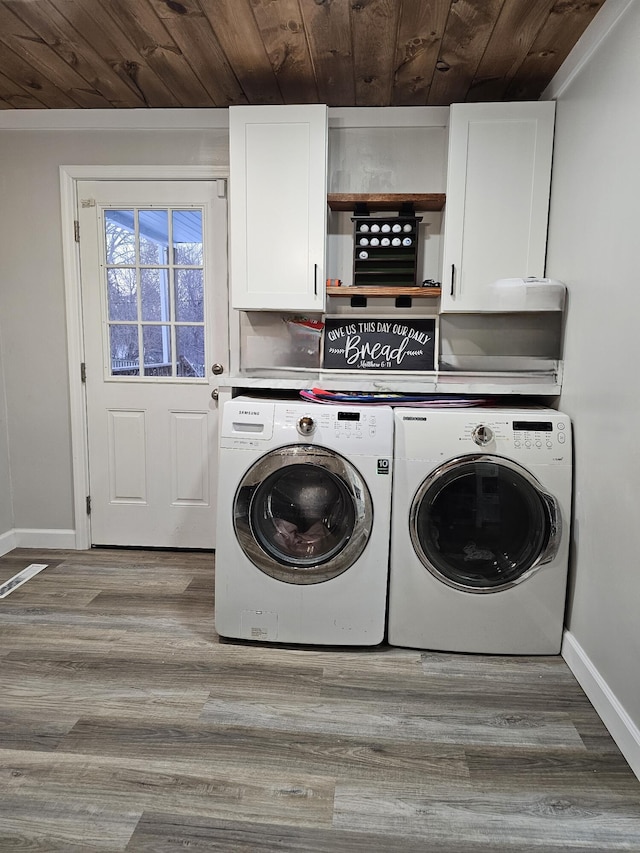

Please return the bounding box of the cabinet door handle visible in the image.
[450,264,456,297]
[314,263,318,296]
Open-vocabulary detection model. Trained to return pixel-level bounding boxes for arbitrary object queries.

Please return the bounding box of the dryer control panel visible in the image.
[396,407,570,465]
[459,412,571,461]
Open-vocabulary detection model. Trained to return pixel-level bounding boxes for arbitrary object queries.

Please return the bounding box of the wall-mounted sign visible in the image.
[322,317,436,371]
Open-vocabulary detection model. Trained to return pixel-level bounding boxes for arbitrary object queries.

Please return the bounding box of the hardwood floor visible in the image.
[0,547,638,852]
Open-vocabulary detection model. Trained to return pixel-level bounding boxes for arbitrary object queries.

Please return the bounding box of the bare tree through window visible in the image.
[104,208,206,378]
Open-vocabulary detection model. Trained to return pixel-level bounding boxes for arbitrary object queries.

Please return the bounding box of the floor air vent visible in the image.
[0,563,48,599]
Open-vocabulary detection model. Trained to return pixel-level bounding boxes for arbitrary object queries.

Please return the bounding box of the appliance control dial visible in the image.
[297,416,315,436]
[472,424,494,446]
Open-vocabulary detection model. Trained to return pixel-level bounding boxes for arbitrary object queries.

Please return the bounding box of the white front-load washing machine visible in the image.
[215,398,393,645]
[389,407,572,654]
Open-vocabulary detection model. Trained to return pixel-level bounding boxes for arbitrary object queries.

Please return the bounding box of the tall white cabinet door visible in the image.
[441,101,555,312]
[229,104,328,311]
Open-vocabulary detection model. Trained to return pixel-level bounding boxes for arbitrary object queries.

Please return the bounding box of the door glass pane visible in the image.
[173,210,203,264]
[414,461,548,589]
[103,204,209,381]
[175,269,204,322]
[141,268,170,321]
[107,269,138,321]
[110,325,139,375]
[142,325,171,376]
[176,326,204,377]
[105,210,135,264]
[249,465,356,567]
[139,209,169,264]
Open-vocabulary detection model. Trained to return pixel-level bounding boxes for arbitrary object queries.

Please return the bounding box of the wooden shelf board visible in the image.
[326,286,441,298]
[328,193,446,212]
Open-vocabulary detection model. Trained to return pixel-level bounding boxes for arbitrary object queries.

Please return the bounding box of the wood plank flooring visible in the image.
[0,547,638,852]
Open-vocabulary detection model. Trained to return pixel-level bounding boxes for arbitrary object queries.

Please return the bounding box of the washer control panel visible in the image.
[285,407,380,439]
[221,399,394,456]
[279,403,393,456]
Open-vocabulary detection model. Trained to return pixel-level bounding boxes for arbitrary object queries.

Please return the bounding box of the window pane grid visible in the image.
[104,206,206,380]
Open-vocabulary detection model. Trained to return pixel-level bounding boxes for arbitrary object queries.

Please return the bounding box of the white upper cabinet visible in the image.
[229,104,328,311]
[440,102,555,312]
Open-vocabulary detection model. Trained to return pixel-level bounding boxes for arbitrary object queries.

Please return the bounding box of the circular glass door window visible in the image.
[410,456,556,593]
[234,445,373,584]
[252,464,355,566]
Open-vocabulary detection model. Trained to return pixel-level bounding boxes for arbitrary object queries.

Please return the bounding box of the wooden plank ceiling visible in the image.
[0,0,607,110]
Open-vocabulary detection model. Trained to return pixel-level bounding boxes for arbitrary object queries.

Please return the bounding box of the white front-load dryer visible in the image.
[388,407,572,654]
[215,399,393,645]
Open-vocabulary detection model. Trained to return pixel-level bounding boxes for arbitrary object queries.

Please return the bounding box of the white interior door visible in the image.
[78,180,228,548]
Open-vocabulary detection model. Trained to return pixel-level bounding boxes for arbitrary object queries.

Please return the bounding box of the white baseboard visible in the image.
[0,528,17,557]
[562,630,640,780]
[12,528,78,550]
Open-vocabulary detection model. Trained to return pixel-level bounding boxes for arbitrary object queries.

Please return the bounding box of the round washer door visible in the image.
[233,444,373,584]
[409,454,561,593]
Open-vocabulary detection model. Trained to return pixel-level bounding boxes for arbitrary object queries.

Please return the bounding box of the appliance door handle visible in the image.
[538,491,562,565]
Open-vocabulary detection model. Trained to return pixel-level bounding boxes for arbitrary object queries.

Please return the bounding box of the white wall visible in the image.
[0,116,229,539]
[0,320,13,544]
[545,0,640,772]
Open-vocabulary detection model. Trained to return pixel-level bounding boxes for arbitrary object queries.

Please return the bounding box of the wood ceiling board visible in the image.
[145,0,247,107]
[99,0,217,108]
[428,0,506,106]
[0,2,112,108]
[466,0,557,102]
[199,0,283,106]
[298,0,355,107]
[248,0,319,105]
[4,0,149,108]
[0,32,79,108]
[505,0,608,101]
[47,0,183,107]
[351,0,402,107]
[0,67,50,109]
[391,0,450,107]
[0,0,612,108]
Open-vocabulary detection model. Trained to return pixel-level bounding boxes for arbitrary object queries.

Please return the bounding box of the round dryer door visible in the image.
[409,455,561,593]
[233,445,373,584]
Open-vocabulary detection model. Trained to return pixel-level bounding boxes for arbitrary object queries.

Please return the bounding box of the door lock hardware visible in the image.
[211,363,224,375]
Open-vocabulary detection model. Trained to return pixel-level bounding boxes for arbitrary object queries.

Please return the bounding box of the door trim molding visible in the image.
[59,165,228,549]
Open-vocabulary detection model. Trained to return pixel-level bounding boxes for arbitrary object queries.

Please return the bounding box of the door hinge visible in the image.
[80,362,86,383]
[74,220,80,242]
[86,495,91,515]
[216,179,227,198]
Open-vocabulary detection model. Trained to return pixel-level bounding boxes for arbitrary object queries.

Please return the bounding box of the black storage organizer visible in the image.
[351,202,422,288]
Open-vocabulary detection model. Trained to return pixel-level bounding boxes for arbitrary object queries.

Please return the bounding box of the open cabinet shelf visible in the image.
[326,285,441,298]
[327,193,446,212]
